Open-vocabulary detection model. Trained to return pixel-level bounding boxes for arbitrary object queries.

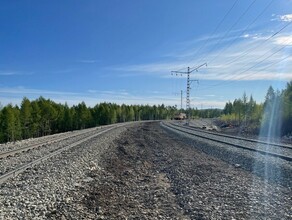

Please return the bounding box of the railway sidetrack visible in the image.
[161,121,292,187]
[163,121,292,161]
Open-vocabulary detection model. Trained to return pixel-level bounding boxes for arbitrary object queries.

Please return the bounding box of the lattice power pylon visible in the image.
[171,63,207,125]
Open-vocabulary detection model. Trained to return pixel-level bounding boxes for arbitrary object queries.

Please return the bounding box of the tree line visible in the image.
[221,81,292,137]
[1,81,291,143]
[0,97,176,143]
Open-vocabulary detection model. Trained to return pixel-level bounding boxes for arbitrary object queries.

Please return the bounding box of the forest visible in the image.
[0,99,176,143]
[0,81,291,143]
[220,81,292,137]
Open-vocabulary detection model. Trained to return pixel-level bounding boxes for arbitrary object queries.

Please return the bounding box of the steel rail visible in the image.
[162,122,292,162]
[0,126,112,159]
[170,122,292,150]
[0,121,157,159]
[0,125,120,184]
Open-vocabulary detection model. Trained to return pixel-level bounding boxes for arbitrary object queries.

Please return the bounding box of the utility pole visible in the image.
[180,90,183,111]
[171,63,207,125]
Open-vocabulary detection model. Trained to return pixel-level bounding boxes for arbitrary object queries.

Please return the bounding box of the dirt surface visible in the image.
[81,122,291,219]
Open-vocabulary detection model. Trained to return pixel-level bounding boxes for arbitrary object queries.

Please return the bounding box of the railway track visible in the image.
[0,124,121,184]
[0,126,107,158]
[176,121,292,150]
[162,121,292,162]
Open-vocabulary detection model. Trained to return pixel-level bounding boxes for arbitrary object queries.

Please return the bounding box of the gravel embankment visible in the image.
[1,122,291,219]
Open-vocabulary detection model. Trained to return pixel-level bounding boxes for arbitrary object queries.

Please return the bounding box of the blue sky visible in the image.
[0,0,291,108]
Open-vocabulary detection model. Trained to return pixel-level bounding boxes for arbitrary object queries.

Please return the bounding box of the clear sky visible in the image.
[1,0,291,109]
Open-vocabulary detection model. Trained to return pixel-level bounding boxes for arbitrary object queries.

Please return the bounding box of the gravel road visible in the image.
[1,122,291,219]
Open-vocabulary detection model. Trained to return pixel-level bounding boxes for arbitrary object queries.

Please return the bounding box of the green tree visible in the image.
[261,86,282,138]
[75,101,92,129]
[223,101,233,115]
[37,97,57,135]
[0,105,22,142]
[30,101,41,137]
[97,103,111,125]
[282,81,292,134]
[63,103,73,131]
[110,106,117,124]
[20,97,32,139]
[126,106,135,121]
[0,96,182,143]
[233,99,243,125]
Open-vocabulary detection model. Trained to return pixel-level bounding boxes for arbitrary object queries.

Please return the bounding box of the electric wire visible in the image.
[197,22,292,90]
[226,37,292,78]
[172,0,239,72]
[198,40,292,90]
[198,0,258,64]
[171,1,291,107]
[209,0,274,64]
[224,21,292,67]
[256,54,291,72]
[229,42,291,81]
[188,0,240,66]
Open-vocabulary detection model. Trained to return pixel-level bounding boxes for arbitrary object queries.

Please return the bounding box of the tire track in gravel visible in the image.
[83,122,291,220]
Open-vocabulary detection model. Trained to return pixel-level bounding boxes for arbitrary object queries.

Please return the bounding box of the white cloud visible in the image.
[0,71,33,76]
[271,14,292,22]
[279,14,292,22]
[78,60,99,64]
[190,100,227,109]
[87,89,98,93]
[242,33,265,40]
[273,36,292,45]
[111,62,184,74]
[0,87,80,96]
[52,69,75,74]
[0,87,181,107]
[0,72,17,76]
[109,30,292,82]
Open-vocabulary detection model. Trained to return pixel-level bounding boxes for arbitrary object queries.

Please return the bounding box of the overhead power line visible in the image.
[199,0,258,64]
[209,0,274,64]
[256,54,291,72]
[228,42,291,81]
[190,0,240,63]
[198,40,292,90]
[224,21,292,67]
[174,0,239,72]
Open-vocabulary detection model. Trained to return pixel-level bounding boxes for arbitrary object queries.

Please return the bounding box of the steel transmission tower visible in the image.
[171,63,207,125]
